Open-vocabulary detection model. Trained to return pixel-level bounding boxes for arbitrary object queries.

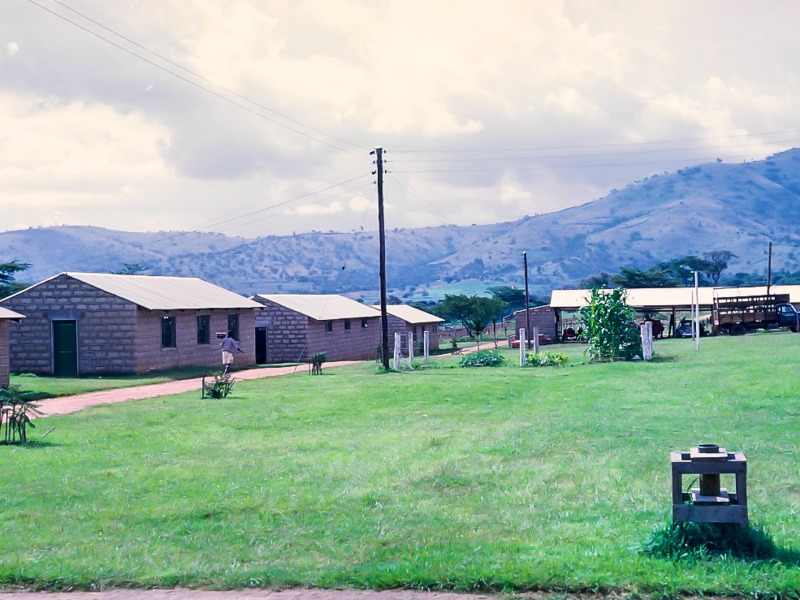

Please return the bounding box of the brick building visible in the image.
[0,307,25,387]
[372,304,444,353]
[514,305,558,344]
[251,294,382,363]
[0,272,261,375]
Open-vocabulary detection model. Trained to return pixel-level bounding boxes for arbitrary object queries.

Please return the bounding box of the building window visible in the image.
[361,318,369,328]
[161,316,176,348]
[197,315,210,344]
[325,321,333,333]
[227,314,239,340]
[344,319,351,331]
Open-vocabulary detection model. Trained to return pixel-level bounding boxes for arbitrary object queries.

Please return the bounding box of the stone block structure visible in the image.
[252,294,382,363]
[0,273,261,375]
[0,307,25,387]
[373,304,444,353]
[514,305,558,343]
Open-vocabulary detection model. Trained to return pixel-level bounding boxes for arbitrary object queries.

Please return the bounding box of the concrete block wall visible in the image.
[134,309,256,373]
[0,321,10,387]
[307,316,381,362]
[2,275,137,374]
[515,306,558,342]
[387,317,441,353]
[253,303,308,363]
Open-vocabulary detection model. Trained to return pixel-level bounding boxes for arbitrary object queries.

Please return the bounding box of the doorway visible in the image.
[255,326,267,364]
[53,320,78,376]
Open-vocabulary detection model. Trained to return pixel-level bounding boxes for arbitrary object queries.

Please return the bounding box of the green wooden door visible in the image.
[53,320,78,377]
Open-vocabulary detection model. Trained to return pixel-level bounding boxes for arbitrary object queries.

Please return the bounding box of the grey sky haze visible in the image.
[2,0,799,238]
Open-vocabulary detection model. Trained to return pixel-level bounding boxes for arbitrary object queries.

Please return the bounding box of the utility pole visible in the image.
[766,240,773,296]
[522,251,531,349]
[373,147,390,370]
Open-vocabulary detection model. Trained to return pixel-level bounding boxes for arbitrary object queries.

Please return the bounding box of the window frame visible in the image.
[197,315,210,345]
[161,315,177,348]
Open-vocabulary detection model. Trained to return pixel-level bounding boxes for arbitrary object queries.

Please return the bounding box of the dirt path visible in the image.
[35,361,362,418]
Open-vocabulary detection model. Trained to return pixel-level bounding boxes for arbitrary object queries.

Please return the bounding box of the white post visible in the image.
[532,326,540,354]
[640,321,653,361]
[408,332,414,362]
[423,330,430,362]
[393,332,401,370]
[519,328,526,366]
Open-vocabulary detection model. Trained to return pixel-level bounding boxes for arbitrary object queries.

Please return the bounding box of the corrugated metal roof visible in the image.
[550,285,800,309]
[0,307,25,320]
[65,273,263,310]
[254,294,382,320]
[370,304,444,324]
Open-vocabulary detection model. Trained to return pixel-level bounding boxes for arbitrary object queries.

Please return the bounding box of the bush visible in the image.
[203,370,235,399]
[0,384,43,444]
[525,351,568,367]
[459,349,505,367]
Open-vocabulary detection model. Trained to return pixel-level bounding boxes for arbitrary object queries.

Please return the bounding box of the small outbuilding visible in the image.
[513,305,558,344]
[372,304,444,352]
[251,294,382,363]
[0,307,25,388]
[0,272,261,375]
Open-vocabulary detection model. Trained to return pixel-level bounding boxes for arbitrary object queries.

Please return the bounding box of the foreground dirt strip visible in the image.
[35,361,362,418]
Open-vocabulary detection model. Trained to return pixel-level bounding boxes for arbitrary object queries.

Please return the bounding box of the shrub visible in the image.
[525,351,568,367]
[0,384,43,444]
[203,370,236,399]
[459,349,504,367]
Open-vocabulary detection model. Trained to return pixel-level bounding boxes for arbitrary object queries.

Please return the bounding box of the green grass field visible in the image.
[1,333,799,597]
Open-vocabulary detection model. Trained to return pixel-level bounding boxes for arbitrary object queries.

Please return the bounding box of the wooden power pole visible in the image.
[373,148,390,370]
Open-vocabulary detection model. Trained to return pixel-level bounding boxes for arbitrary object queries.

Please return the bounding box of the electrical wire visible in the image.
[25,0,366,156]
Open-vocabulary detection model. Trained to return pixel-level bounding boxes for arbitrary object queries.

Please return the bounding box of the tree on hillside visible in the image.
[703,250,736,285]
[437,294,504,348]
[0,261,32,299]
[580,272,613,289]
[112,263,149,275]
[487,286,526,313]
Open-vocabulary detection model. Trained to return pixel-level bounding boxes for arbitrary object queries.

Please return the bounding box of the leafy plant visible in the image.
[202,370,235,399]
[0,384,43,444]
[459,349,504,367]
[525,351,568,367]
[579,286,643,362]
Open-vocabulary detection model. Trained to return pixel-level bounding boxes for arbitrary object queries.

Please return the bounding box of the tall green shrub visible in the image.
[579,287,642,362]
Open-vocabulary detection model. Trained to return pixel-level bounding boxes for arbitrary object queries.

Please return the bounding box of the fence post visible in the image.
[519,328,526,366]
[393,332,401,370]
[423,331,430,362]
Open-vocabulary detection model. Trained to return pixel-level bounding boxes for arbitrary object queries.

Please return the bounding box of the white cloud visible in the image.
[1,0,799,238]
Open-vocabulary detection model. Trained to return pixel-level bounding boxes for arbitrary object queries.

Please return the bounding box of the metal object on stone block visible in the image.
[670,443,748,525]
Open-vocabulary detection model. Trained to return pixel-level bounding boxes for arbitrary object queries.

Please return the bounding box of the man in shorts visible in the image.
[219,330,242,372]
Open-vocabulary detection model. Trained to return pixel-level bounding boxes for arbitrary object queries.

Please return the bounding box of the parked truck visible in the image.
[712,294,799,335]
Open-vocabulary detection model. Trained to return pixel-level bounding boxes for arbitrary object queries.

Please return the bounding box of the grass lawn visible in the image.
[1,332,799,597]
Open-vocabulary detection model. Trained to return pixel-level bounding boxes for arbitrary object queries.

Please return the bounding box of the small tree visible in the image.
[0,385,42,444]
[579,287,642,362]
[0,260,32,299]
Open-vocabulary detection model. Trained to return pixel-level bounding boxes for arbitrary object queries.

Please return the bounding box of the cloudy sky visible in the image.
[2,0,799,239]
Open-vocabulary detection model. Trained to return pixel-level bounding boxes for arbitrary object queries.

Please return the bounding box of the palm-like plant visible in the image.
[0,385,43,444]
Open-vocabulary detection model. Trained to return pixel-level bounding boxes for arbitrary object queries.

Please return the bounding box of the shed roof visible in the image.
[0,307,25,321]
[253,294,381,321]
[4,272,261,311]
[371,304,444,324]
[550,285,800,310]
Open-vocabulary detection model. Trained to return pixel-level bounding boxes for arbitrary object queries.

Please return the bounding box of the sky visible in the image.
[2,0,800,239]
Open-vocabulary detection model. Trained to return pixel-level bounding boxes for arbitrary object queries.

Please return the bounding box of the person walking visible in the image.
[219,330,243,373]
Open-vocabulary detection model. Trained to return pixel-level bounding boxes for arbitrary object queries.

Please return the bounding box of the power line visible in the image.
[26,0,366,156]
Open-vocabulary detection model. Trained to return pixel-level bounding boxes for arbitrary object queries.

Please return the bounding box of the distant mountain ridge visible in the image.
[2,149,800,297]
